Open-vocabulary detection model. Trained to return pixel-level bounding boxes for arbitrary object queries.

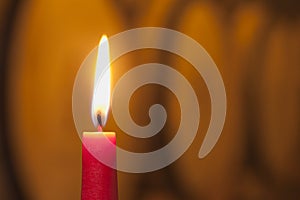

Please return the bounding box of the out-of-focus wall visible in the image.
[1,0,300,199]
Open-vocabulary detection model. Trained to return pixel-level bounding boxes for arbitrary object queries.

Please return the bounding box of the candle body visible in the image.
[81,132,118,200]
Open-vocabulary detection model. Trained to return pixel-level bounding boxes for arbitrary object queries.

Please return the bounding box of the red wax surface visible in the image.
[81,132,118,200]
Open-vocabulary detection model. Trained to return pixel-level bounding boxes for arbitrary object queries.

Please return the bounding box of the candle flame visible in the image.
[91,35,111,128]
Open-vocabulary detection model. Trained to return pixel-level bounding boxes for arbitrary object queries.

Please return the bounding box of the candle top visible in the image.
[83,132,116,137]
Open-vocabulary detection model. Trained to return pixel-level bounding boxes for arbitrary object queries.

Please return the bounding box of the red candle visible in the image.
[81,129,118,200]
[81,35,118,199]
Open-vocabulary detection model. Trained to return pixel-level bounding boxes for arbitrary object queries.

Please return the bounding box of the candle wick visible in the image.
[97,113,103,127]
[97,113,103,131]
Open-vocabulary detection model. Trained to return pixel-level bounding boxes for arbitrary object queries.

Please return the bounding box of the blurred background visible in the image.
[0,0,300,199]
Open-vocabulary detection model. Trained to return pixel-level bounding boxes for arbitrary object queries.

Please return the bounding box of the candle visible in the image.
[81,35,118,200]
[81,131,118,200]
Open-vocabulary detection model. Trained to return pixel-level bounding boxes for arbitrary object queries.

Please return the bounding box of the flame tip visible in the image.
[99,35,108,43]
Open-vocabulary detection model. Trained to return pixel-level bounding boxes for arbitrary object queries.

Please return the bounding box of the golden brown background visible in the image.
[1,0,300,199]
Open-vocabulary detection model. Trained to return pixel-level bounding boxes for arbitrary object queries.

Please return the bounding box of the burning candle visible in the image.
[81,35,118,200]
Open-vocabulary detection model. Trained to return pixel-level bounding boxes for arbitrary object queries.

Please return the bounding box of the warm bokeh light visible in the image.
[91,35,111,127]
